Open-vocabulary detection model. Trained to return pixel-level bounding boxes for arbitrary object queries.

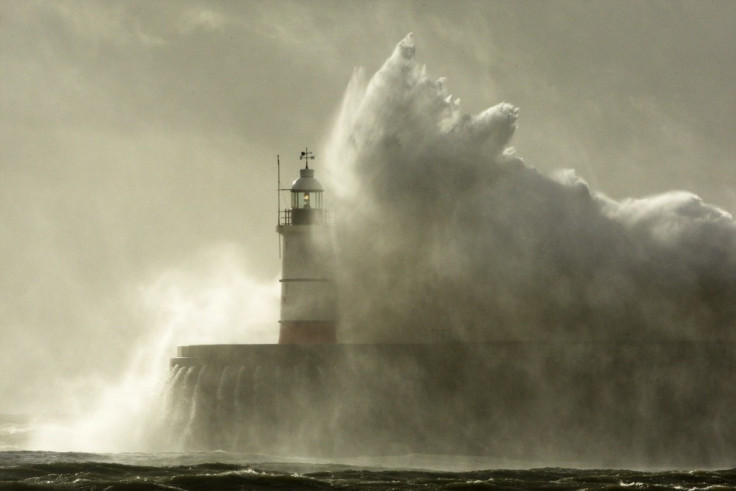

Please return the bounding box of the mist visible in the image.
[25,243,278,451]
[327,33,736,343]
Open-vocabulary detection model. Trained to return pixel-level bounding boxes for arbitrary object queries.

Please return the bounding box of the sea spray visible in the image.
[325,33,736,343]
[25,245,278,452]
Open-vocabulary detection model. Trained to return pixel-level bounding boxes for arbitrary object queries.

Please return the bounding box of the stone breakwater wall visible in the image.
[169,342,736,467]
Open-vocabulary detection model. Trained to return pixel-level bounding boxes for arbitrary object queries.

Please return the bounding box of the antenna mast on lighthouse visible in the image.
[277,154,281,257]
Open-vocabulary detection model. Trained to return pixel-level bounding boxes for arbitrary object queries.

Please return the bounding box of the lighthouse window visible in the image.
[292,191,323,209]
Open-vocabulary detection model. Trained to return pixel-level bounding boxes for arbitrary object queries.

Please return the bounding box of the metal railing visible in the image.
[278,208,332,226]
[279,209,292,226]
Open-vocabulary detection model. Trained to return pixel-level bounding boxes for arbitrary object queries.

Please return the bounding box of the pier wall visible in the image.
[168,342,736,467]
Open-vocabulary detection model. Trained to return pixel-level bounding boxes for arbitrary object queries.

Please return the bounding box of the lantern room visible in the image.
[290,166,325,225]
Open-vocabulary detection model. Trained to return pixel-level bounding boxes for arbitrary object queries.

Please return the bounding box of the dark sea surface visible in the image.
[1,451,735,490]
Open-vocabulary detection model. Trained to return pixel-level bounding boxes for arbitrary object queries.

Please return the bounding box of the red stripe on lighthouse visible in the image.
[279,321,337,344]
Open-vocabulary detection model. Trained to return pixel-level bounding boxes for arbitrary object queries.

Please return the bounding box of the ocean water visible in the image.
[1,450,735,490]
[4,416,735,490]
[0,451,736,490]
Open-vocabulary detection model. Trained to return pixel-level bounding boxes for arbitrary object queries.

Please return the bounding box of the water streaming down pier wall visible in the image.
[167,342,736,467]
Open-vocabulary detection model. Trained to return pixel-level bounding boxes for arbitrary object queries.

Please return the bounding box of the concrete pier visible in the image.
[169,342,736,467]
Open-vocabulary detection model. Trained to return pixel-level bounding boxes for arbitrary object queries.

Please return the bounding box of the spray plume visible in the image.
[26,244,278,452]
[326,33,736,343]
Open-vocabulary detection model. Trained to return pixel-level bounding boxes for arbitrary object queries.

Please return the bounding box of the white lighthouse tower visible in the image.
[276,149,337,344]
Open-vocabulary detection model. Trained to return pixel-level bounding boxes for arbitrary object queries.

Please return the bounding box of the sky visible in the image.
[1,0,735,415]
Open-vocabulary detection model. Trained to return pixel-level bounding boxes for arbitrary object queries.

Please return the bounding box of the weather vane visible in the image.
[300,147,314,169]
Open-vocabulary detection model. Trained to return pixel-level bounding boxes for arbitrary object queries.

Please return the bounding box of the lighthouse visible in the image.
[276,149,337,344]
